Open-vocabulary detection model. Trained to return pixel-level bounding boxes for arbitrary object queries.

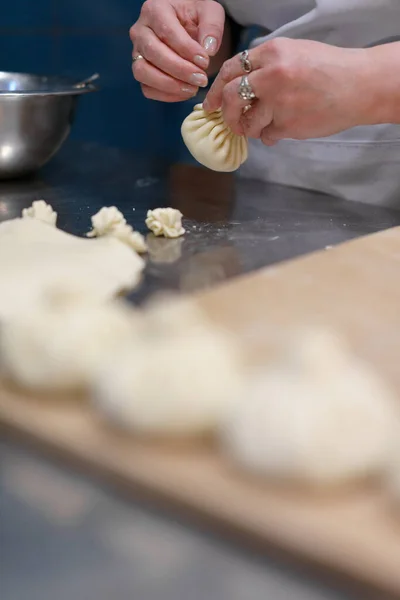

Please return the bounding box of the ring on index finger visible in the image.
[240,50,252,74]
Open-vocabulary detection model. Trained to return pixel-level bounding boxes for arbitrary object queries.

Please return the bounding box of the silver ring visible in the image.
[240,50,252,73]
[238,75,256,101]
[132,54,144,64]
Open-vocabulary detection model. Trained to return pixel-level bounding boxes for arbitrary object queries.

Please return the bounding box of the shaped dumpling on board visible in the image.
[222,328,400,487]
[0,294,139,393]
[181,104,248,172]
[92,297,246,437]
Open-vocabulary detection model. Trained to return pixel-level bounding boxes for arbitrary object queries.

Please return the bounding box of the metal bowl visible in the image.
[0,72,98,179]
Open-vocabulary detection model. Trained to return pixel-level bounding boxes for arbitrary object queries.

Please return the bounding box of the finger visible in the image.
[132,57,198,97]
[261,125,283,146]
[142,1,210,69]
[221,71,272,137]
[204,48,262,112]
[242,99,274,139]
[141,84,192,103]
[197,0,226,56]
[136,26,208,88]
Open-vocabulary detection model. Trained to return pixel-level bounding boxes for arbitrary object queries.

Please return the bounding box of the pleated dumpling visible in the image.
[181,104,248,173]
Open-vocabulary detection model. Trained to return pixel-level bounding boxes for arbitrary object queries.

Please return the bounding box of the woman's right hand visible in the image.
[130,0,225,102]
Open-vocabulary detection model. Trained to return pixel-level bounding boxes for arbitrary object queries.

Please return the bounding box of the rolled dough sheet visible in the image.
[0,218,145,319]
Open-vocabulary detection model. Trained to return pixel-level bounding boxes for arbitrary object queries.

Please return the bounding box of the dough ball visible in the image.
[145,208,185,238]
[0,298,139,393]
[222,329,399,486]
[181,104,248,173]
[0,218,144,319]
[92,323,245,437]
[22,200,57,227]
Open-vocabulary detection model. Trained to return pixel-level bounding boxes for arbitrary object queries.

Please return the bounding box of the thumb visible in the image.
[197,0,225,56]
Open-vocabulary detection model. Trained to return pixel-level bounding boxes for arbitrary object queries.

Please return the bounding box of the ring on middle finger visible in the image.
[240,50,252,74]
[238,75,256,101]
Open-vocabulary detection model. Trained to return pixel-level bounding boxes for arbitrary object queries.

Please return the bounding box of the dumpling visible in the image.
[92,330,245,437]
[92,296,246,437]
[0,294,138,393]
[222,328,399,487]
[181,104,248,173]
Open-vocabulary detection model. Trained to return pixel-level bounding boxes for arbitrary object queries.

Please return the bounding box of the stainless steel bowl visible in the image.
[0,72,98,179]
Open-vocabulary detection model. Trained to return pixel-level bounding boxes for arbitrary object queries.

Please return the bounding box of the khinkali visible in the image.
[181,104,248,172]
[222,329,399,487]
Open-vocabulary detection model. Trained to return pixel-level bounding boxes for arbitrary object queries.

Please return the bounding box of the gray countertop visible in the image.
[1,141,399,301]
[1,142,398,600]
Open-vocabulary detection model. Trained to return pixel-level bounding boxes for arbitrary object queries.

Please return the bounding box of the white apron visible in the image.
[220,0,400,206]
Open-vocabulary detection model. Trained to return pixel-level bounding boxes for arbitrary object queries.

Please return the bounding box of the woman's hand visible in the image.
[204,38,374,144]
[130,0,225,102]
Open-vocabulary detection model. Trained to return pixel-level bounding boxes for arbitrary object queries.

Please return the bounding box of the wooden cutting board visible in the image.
[1,227,400,599]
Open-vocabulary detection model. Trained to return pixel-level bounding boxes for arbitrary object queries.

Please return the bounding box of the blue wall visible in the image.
[0,2,255,159]
[0,0,193,157]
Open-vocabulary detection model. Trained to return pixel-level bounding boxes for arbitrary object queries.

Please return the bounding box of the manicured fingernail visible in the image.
[194,54,208,68]
[203,36,217,55]
[182,86,197,96]
[190,73,208,87]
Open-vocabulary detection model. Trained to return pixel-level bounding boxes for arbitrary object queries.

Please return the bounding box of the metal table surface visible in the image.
[0,141,399,302]
[1,142,399,600]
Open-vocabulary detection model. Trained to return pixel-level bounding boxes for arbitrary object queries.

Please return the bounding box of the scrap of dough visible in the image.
[145,208,185,238]
[181,104,248,172]
[87,206,147,253]
[110,223,148,254]
[92,298,245,436]
[222,329,399,486]
[22,200,57,226]
[0,297,139,392]
[87,206,127,237]
[0,218,144,319]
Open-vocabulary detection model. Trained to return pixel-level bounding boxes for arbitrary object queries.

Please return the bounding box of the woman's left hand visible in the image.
[203,38,375,145]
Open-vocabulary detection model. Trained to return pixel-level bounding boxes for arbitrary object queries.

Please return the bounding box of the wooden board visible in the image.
[1,227,400,598]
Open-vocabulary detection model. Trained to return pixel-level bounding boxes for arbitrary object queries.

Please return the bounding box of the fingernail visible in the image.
[203,36,217,56]
[194,54,208,68]
[190,73,208,88]
[182,86,197,96]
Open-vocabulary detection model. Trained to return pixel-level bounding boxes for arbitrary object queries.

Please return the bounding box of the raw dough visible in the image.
[87,206,126,236]
[222,329,399,486]
[140,294,214,338]
[92,297,245,436]
[0,295,138,392]
[145,208,185,238]
[22,200,57,226]
[181,104,248,172]
[0,218,144,319]
[87,206,147,254]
